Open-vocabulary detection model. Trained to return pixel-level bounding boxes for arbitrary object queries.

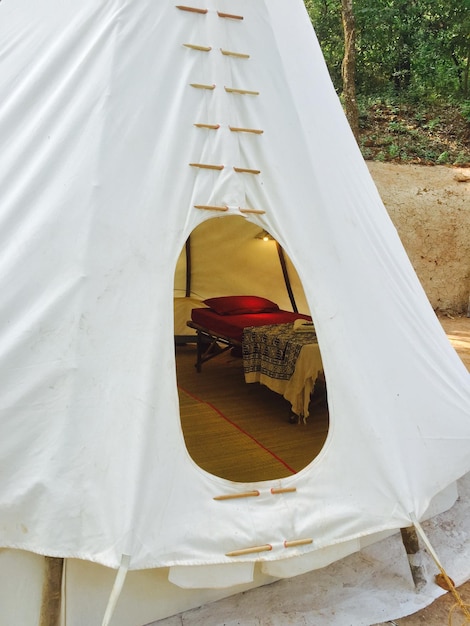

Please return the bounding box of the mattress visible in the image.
[191,307,311,344]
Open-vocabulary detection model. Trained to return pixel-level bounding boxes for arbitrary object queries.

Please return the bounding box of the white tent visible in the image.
[0,1,469,624]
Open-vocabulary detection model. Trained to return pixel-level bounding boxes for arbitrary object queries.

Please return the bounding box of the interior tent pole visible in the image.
[39,556,63,626]
[185,236,191,298]
[276,241,298,313]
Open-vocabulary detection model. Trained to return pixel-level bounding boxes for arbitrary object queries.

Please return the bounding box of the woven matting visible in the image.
[176,344,329,482]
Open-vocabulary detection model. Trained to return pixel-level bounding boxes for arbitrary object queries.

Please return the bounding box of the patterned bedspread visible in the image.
[242,323,318,381]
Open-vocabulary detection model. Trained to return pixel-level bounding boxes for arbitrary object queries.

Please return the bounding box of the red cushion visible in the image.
[203,296,280,316]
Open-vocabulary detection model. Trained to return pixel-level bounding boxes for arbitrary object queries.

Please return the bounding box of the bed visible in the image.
[186,296,324,421]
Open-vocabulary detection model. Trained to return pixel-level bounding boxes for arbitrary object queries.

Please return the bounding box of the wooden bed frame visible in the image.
[184,297,322,421]
[186,320,241,372]
[186,299,311,373]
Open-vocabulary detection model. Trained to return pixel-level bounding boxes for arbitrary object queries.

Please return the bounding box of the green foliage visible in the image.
[304,0,343,88]
[357,101,470,164]
[304,0,470,163]
[461,101,470,123]
[304,0,470,101]
[437,151,450,164]
[454,151,470,166]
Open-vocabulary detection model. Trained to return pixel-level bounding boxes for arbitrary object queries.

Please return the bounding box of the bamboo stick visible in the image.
[194,205,228,212]
[189,163,224,170]
[225,87,259,96]
[233,167,261,175]
[183,43,212,52]
[176,5,208,14]
[239,207,265,215]
[190,83,216,90]
[226,544,272,557]
[194,123,220,130]
[221,49,250,59]
[271,487,297,494]
[214,490,260,501]
[284,538,313,548]
[229,126,264,134]
[217,11,243,20]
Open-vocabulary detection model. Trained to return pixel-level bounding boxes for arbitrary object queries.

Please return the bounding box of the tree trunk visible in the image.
[464,43,470,98]
[341,0,360,142]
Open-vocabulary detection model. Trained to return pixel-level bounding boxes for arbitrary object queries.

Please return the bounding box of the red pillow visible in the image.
[203,296,280,316]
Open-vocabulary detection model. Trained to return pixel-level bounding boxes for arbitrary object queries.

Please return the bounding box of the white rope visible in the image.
[411,513,470,624]
[101,554,131,626]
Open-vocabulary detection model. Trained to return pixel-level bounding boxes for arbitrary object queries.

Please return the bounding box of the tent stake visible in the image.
[39,556,64,626]
[400,526,426,589]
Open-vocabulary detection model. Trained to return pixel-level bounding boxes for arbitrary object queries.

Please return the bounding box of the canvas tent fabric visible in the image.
[0,0,470,620]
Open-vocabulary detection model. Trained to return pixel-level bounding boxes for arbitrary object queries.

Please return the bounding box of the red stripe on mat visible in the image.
[178,385,297,475]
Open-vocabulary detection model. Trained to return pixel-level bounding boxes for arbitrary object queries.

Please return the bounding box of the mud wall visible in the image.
[368,163,470,314]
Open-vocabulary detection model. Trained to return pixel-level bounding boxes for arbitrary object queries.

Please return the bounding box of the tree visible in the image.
[340,0,360,139]
[304,0,343,88]
[304,0,360,137]
[305,0,470,103]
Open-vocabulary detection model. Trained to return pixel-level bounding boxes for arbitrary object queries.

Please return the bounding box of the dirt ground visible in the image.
[441,314,470,372]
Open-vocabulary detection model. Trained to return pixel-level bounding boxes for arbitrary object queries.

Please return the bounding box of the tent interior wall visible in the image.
[174,216,309,317]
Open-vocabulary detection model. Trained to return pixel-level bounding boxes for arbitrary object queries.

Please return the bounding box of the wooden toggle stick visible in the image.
[284,538,313,548]
[233,167,261,175]
[213,490,260,501]
[271,487,297,494]
[189,163,224,170]
[229,126,264,134]
[226,545,272,557]
[194,205,228,212]
[217,11,243,20]
[221,49,250,59]
[239,207,266,215]
[225,87,259,96]
[190,83,216,90]
[183,43,212,52]
[194,123,220,130]
[176,5,208,14]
